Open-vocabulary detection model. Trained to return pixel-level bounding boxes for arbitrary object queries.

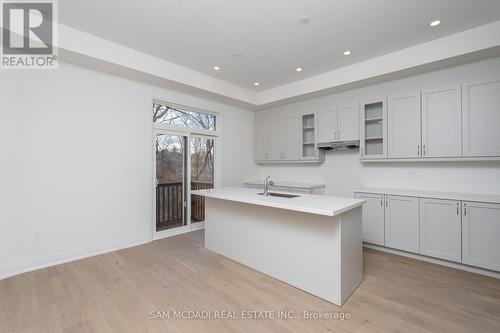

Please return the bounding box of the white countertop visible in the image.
[192,187,364,216]
[355,187,500,204]
[244,180,325,189]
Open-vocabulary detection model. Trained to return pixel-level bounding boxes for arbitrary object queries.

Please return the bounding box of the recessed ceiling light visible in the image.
[298,16,311,25]
[253,82,260,86]
[343,50,352,56]
[213,66,220,71]
[296,67,303,72]
[233,53,243,58]
[430,20,441,27]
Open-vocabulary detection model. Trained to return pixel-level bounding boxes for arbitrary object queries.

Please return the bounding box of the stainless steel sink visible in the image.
[258,192,300,198]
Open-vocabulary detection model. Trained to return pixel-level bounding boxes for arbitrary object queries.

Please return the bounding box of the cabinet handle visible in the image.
[463,202,467,216]
[417,145,420,156]
[423,145,426,156]
[385,196,388,207]
[361,147,364,157]
[337,131,341,140]
[380,197,383,206]
[456,202,459,215]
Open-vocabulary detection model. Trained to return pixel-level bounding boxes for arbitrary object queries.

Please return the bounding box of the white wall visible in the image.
[255,57,500,197]
[0,62,255,279]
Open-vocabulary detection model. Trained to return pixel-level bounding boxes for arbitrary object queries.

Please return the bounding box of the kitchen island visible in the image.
[191,187,365,306]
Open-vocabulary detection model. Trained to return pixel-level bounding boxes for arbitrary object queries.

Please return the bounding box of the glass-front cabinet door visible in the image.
[300,112,318,160]
[360,98,387,159]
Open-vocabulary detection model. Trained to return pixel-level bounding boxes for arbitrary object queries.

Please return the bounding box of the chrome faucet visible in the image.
[263,176,274,196]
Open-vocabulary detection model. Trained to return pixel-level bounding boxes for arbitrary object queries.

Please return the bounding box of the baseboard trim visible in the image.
[0,234,152,281]
[364,243,500,279]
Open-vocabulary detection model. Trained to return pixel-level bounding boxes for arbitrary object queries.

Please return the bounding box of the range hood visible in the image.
[317,140,359,151]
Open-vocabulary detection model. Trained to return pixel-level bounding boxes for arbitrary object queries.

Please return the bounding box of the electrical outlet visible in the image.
[33,229,41,240]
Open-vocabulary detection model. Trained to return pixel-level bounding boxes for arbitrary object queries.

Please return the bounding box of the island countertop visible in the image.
[191,187,364,217]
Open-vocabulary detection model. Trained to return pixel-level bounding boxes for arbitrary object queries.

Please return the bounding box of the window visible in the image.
[153,102,216,131]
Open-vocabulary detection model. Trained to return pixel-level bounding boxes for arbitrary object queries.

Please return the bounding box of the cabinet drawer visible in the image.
[288,188,312,194]
[244,184,263,189]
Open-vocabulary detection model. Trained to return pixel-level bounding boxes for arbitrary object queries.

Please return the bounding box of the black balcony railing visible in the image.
[156,181,213,230]
[191,181,213,222]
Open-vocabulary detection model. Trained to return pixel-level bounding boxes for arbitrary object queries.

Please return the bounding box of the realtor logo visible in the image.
[1,0,58,69]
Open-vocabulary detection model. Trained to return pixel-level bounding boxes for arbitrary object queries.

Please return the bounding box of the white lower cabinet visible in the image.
[356,189,500,273]
[420,198,462,262]
[384,195,420,254]
[462,201,500,271]
[354,193,384,246]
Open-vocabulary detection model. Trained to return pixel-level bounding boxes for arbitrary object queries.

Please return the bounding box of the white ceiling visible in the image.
[59,0,500,91]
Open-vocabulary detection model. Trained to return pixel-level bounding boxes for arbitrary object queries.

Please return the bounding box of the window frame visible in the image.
[153,99,220,136]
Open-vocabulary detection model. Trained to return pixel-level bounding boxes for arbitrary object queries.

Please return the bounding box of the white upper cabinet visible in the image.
[355,193,385,246]
[255,112,323,163]
[255,121,267,161]
[265,119,283,160]
[337,103,359,141]
[385,195,420,254]
[255,119,282,161]
[300,112,319,160]
[283,116,300,160]
[318,103,359,143]
[421,86,462,157]
[462,201,500,271]
[420,198,462,263]
[318,107,338,143]
[360,98,387,159]
[387,92,422,158]
[462,78,500,157]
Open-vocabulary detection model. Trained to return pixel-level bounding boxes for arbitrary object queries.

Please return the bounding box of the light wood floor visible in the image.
[1,230,499,333]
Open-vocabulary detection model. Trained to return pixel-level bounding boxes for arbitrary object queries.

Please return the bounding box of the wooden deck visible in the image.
[1,230,499,333]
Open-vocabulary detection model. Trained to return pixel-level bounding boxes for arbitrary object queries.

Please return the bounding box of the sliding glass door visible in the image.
[153,97,219,238]
[155,133,188,233]
[190,136,215,223]
[154,130,217,238]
